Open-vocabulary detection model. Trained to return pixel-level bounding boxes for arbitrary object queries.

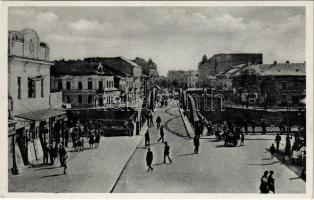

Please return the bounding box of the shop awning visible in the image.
[15,109,66,121]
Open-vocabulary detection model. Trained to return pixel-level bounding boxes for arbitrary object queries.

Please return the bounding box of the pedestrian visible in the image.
[146,148,153,172]
[270,143,276,159]
[58,144,66,167]
[88,132,95,149]
[145,130,150,148]
[150,111,154,126]
[64,127,69,147]
[95,131,101,148]
[261,119,267,135]
[259,171,269,194]
[43,143,49,165]
[244,120,248,135]
[275,133,281,152]
[283,134,292,161]
[49,144,54,165]
[63,155,68,174]
[157,125,165,143]
[251,120,256,135]
[53,143,59,165]
[240,132,245,146]
[163,142,172,164]
[267,171,275,193]
[193,136,200,154]
[156,116,161,129]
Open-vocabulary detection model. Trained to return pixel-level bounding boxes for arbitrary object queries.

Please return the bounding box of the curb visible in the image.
[178,108,192,138]
[109,131,145,192]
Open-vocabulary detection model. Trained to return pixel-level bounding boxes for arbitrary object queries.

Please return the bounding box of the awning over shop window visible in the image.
[15,109,66,121]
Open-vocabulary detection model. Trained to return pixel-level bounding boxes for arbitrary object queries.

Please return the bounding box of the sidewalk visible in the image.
[9,136,142,192]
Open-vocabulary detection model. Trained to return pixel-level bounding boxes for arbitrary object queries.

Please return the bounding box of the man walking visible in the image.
[145,130,150,148]
[43,143,49,165]
[261,119,267,135]
[275,133,281,152]
[157,125,165,143]
[146,148,153,172]
[270,143,276,159]
[156,116,161,129]
[163,142,172,164]
[268,171,275,193]
[240,132,245,146]
[58,144,66,167]
[251,120,256,135]
[193,136,200,154]
[49,144,54,165]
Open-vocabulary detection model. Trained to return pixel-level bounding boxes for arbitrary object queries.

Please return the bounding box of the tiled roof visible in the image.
[52,60,113,76]
[233,63,305,77]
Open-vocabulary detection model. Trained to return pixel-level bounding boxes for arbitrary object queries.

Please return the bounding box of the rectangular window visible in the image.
[28,78,36,98]
[66,81,71,90]
[58,80,63,90]
[18,77,21,99]
[78,95,82,104]
[282,81,287,90]
[88,81,93,89]
[88,95,93,104]
[78,81,82,89]
[41,79,44,97]
[99,81,103,90]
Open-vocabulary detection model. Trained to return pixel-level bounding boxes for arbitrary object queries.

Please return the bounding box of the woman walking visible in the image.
[88,132,95,149]
[95,131,101,148]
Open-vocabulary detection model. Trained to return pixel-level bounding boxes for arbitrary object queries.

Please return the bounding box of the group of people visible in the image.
[259,170,275,194]
[144,114,173,172]
[42,143,68,174]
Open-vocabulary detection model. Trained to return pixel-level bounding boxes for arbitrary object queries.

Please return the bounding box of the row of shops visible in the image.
[8,108,66,175]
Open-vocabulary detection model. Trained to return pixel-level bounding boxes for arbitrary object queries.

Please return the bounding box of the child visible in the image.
[63,155,68,174]
[270,143,276,159]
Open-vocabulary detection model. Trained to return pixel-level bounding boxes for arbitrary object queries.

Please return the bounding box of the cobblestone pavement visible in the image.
[113,105,306,193]
[9,136,142,193]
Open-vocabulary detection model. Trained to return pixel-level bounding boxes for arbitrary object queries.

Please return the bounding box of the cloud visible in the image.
[69,19,101,31]
[36,11,59,23]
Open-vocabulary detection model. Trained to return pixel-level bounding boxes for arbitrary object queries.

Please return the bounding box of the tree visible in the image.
[260,77,277,110]
[234,69,260,108]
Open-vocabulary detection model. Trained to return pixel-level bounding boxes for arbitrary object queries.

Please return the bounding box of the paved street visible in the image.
[113,105,305,193]
[9,136,142,192]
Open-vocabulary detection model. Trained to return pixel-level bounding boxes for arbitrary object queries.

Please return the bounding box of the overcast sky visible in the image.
[8,6,305,76]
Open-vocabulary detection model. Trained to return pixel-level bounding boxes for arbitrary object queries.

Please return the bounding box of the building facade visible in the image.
[198,53,263,87]
[184,70,199,88]
[8,29,66,172]
[231,62,306,107]
[51,61,117,108]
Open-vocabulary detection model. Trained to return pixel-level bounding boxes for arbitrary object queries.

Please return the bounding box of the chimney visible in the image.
[274,61,277,65]
[286,61,289,64]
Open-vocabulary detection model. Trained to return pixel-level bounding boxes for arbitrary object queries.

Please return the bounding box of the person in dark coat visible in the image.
[64,127,69,147]
[261,119,267,135]
[145,130,150,148]
[157,125,165,143]
[49,144,55,165]
[95,131,101,148]
[53,143,59,165]
[244,120,248,135]
[275,133,281,152]
[259,171,269,194]
[156,116,161,129]
[251,120,256,135]
[146,148,153,172]
[268,171,275,193]
[270,143,276,159]
[283,134,292,161]
[43,143,49,165]
[88,132,95,149]
[58,144,66,167]
[163,142,172,163]
[240,132,245,146]
[193,136,200,154]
